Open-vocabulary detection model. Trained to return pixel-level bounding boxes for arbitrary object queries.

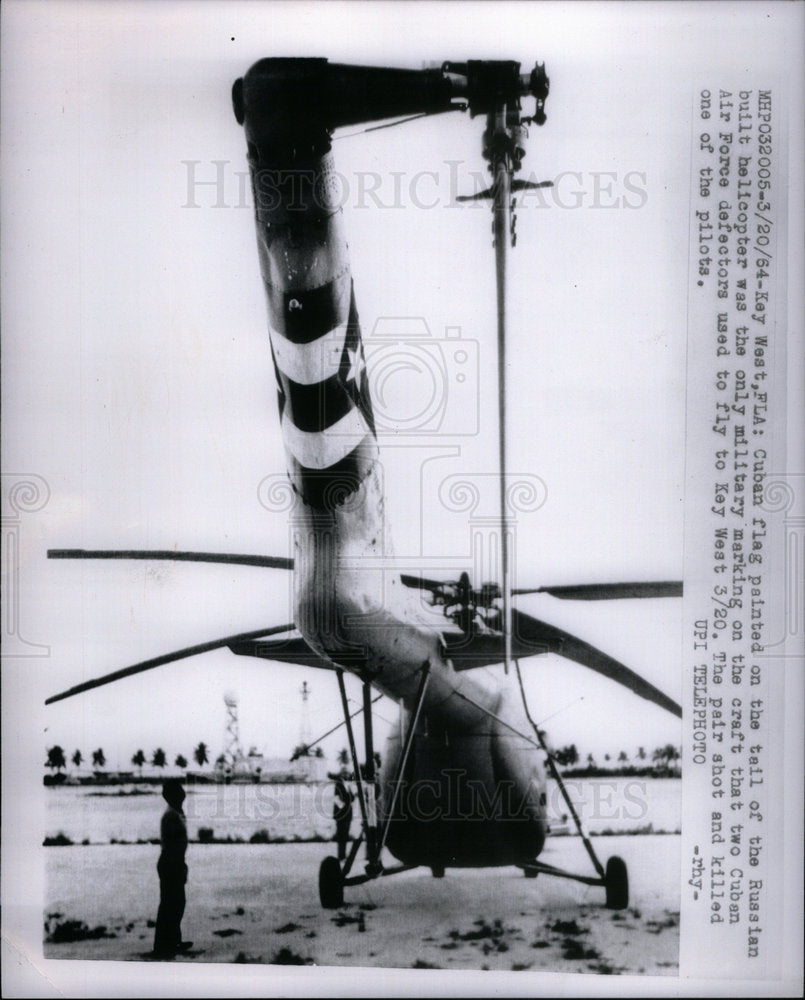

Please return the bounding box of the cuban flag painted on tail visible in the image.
[270,275,378,508]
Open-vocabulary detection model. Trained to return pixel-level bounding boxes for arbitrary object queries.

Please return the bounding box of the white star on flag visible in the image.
[345,345,366,385]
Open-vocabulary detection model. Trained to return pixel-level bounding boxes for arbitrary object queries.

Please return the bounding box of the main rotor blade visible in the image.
[512,581,683,600]
[48,549,294,570]
[445,613,681,717]
[399,572,457,592]
[45,623,295,705]
[511,609,681,717]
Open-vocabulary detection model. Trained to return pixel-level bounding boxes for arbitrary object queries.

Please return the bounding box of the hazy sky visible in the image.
[5,1,797,779]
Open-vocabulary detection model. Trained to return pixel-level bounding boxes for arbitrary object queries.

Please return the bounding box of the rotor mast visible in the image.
[453,60,548,673]
[491,110,515,674]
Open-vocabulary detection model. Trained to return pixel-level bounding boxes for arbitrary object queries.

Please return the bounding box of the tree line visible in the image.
[326,744,681,779]
[45,742,214,775]
[46,740,683,779]
[549,743,682,776]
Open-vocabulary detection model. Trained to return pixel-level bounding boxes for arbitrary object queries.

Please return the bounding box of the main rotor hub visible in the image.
[442,59,549,122]
[430,575,504,634]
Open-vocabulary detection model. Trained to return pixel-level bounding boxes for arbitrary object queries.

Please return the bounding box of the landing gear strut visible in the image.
[318,666,431,908]
[513,660,630,909]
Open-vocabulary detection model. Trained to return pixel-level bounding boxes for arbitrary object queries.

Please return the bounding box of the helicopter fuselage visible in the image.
[242,61,547,869]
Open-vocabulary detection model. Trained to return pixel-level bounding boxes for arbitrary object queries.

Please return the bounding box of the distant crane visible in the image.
[299,680,312,780]
[222,690,245,771]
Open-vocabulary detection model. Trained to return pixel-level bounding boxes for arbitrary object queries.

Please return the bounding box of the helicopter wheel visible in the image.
[523,867,538,879]
[604,855,629,910]
[430,865,445,878]
[319,856,344,909]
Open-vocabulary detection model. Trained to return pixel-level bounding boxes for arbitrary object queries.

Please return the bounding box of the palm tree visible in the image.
[617,750,628,764]
[636,746,647,762]
[586,752,596,769]
[46,745,67,773]
[652,745,676,771]
[92,748,106,770]
[132,749,146,776]
[72,749,83,770]
[659,744,680,771]
[193,742,209,768]
[175,753,188,770]
[152,747,167,771]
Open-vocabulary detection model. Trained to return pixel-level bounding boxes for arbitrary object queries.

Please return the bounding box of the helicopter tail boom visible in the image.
[233,58,548,138]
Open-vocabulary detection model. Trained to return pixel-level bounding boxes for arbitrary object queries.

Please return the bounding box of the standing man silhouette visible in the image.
[333,777,354,862]
[152,778,192,959]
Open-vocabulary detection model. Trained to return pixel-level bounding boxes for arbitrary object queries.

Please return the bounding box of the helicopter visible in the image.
[46,57,682,911]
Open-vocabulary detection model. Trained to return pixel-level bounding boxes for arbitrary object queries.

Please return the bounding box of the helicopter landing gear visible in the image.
[317,668,428,907]
[319,856,344,909]
[604,855,629,910]
[514,659,630,909]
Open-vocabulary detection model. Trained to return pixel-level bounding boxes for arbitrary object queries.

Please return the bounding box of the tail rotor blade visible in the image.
[456,178,553,202]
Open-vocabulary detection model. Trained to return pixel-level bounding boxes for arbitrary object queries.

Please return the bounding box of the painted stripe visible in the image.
[270,320,348,385]
[279,370,354,434]
[281,406,372,469]
[267,271,350,344]
[287,434,379,509]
